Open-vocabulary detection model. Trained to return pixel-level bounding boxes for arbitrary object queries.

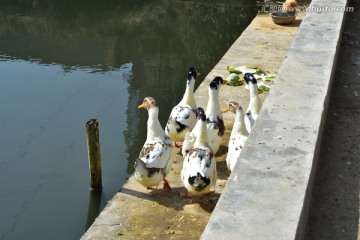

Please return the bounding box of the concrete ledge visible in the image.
[200,0,348,239]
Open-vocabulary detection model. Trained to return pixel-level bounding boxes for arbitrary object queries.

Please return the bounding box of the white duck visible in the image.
[244,73,262,133]
[222,102,249,172]
[165,67,200,147]
[182,76,227,156]
[180,107,217,198]
[134,97,173,190]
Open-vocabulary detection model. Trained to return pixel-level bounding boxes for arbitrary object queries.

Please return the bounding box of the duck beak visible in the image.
[222,108,230,113]
[238,77,244,82]
[138,104,145,108]
[196,72,201,77]
[222,80,228,84]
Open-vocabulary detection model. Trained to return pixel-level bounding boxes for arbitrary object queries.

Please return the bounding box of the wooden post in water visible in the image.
[86,119,103,191]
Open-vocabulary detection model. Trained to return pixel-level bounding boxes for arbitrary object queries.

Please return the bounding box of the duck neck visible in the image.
[249,82,258,97]
[247,83,260,113]
[206,89,221,118]
[146,107,165,141]
[194,119,208,147]
[233,110,249,136]
[180,78,196,107]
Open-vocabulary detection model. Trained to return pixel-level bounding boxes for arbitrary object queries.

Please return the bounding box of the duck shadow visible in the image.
[216,160,230,180]
[120,186,221,214]
[215,145,228,157]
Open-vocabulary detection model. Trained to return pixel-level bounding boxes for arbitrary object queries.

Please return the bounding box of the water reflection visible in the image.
[85,190,107,230]
[0,0,256,239]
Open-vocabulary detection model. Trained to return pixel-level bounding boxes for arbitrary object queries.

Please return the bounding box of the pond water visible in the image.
[0,1,257,239]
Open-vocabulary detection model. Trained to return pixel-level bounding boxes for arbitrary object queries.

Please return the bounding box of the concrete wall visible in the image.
[200,0,348,239]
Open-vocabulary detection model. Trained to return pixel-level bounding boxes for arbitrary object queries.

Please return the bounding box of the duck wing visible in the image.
[226,135,248,171]
[206,116,225,137]
[166,105,196,132]
[139,137,172,169]
[186,147,215,179]
[206,116,225,153]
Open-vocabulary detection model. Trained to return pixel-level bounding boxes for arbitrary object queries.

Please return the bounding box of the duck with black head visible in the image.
[244,73,262,133]
[165,67,200,148]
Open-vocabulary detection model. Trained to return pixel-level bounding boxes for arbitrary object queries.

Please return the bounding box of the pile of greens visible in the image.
[226,65,276,93]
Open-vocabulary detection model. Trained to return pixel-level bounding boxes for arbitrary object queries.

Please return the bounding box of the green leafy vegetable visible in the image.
[265,74,276,81]
[226,73,242,86]
[227,66,242,74]
[258,85,270,93]
[247,66,265,74]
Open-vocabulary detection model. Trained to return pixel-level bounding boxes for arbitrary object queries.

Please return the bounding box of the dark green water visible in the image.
[0,1,256,239]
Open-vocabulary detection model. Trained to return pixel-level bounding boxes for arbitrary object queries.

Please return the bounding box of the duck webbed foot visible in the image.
[146,185,158,190]
[180,190,193,198]
[205,189,215,196]
[174,142,183,148]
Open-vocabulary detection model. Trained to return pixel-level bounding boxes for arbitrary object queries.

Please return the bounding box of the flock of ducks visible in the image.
[134,67,262,198]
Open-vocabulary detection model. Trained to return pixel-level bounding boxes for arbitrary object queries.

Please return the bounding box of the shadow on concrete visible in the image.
[216,145,229,157]
[292,19,303,27]
[279,18,302,28]
[121,186,221,214]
